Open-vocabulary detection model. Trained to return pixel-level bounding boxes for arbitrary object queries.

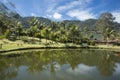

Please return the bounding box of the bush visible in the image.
[90,40,95,46]
[0,35,5,39]
[113,42,120,46]
[4,29,10,38]
[8,35,17,41]
[21,37,29,43]
[82,38,88,43]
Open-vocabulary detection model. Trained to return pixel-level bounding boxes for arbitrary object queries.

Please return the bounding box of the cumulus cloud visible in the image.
[45,0,96,20]
[53,12,62,19]
[56,0,92,12]
[67,9,96,20]
[45,0,94,20]
[31,13,37,16]
[46,0,92,13]
[112,11,120,23]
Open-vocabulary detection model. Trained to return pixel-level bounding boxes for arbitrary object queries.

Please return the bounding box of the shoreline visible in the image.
[0,45,120,54]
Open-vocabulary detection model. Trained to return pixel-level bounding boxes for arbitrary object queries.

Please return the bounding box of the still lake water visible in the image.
[0,49,120,80]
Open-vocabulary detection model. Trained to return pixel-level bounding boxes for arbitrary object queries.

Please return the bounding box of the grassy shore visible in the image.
[0,38,120,53]
[0,38,81,52]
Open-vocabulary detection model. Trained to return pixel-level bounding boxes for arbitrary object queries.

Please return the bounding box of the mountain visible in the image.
[0,2,8,13]
[0,1,21,23]
[63,19,97,30]
[20,17,52,28]
[0,1,120,32]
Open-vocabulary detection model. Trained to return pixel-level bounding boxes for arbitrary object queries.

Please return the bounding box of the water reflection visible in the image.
[0,49,120,80]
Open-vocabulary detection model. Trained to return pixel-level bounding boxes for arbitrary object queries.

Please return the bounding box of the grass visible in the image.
[0,37,120,53]
[0,38,81,51]
[92,44,120,49]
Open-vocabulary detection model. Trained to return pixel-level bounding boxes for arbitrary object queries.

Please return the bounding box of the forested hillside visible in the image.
[0,1,120,43]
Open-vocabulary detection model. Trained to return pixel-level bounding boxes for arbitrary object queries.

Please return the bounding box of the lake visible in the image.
[0,49,120,80]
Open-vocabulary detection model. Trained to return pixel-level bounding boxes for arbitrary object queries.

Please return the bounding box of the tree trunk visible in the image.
[46,36,47,44]
[0,44,2,49]
[40,30,42,42]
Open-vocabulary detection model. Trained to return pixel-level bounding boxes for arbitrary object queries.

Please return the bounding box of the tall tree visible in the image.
[95,12,115,40]
[105,28,115,41]
[29,18,39,37]
[15,21,23,39]
[70,25,78,43]
[37,22,44,42]
[41,26,51,44]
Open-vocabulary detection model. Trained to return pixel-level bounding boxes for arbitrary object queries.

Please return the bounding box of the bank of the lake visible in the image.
[0,44,120,54]
[0,39,120,54]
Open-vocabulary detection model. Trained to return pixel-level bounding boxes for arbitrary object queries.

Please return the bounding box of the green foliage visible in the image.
[4,29,10,38]
[15,21,23,38]
[0,35,5,39]
[0,8,120,45]
[90,40,95,46]
[95,12,115,40]
[8,34,17,41]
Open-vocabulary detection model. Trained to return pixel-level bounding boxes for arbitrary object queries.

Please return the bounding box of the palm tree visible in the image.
[41,27,50,44]
[105,28,115,42]
[70,25,78,43]
[29,17,40,43]
[15,21,23,39]
[37,22,44,42]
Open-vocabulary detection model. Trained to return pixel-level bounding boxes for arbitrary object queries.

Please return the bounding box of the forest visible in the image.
[0,1,120,50]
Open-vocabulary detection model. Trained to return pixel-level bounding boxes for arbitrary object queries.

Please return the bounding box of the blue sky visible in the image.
[1,0,120,22]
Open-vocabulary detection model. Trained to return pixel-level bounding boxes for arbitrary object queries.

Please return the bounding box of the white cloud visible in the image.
[45,0,94,20]
[31,13,37,16]
[56,0,92,12]
[46,0,60,13]
[112,11,120,23]
[46,3,57,13]
[67,9,96,21]
[3,0,8,3]
[46,0,92,14]
[53,12,62,19]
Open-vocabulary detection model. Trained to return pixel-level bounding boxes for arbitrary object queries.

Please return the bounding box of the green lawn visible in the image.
[0,37,120,52]
[0,38,81,51]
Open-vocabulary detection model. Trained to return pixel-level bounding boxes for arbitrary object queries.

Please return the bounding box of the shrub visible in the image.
[90,40,95,46]
[0,35,5,39]
[8,34,17,41]
[21,37,29,43]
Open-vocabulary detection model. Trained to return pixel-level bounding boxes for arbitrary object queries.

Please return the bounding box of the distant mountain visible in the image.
[63,19,97,30]
[0,1,17,15]
[0,1,21,23]
[0,2,8,13]
[0,1,120,32]
[20,17,52,28]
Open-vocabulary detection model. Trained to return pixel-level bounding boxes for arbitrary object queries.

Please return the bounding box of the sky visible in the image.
[0,0,120,22]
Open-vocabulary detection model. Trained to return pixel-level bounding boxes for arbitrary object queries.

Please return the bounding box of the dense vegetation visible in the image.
[0,2,120,46]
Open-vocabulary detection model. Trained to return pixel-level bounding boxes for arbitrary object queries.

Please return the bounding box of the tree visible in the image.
[95,12,115,40]
[59,21,65,30]
[4,29,10,38]
[7,24,17,41]
[51,21,57,30]
[15,21,23,39]
[41,27,50,44]
[0,14,9,34]
[105,28,115,41]
[37,22,44,42]
[29,17,40,42]
[70,25,78,43]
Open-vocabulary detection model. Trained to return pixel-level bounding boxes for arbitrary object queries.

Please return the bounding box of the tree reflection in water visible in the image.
[0,49,120,80]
